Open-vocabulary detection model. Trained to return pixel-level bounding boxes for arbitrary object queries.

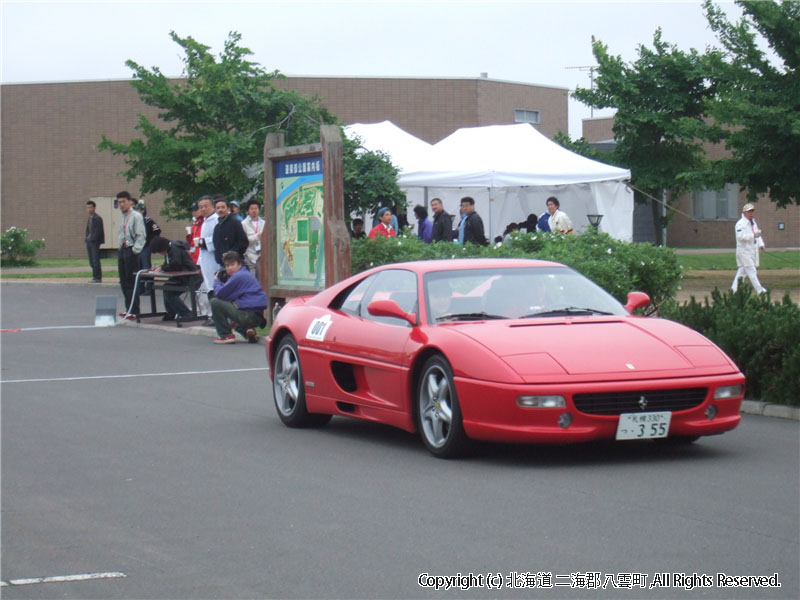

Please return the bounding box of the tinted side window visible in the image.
[362,269,418,326]
[338,275,378,317]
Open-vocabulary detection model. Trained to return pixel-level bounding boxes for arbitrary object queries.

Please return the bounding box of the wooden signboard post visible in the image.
[262,125,350,323]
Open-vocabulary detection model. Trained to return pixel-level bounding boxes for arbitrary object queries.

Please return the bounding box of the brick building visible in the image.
[582,117,799,249]
[1,76,568,258]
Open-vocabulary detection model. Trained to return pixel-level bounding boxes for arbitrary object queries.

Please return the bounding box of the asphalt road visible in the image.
[2,282,798,599]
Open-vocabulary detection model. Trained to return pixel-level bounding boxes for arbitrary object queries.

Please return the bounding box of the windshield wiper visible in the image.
[520,306,615,318]
[435,311,507,322]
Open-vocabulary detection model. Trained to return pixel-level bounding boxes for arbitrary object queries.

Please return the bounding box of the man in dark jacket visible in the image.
[85,200,105,282]
[150,236,201,320]
[212,196,249,266]
[430,198,453,243]
[211,251,267,344]
[456,196,488,246]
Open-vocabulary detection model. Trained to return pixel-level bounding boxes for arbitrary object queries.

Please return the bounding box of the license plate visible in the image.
[616,411,671,440]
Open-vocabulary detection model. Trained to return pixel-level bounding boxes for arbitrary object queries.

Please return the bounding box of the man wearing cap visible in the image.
[230,199,245,222]
[369,207,397,239]
[731,203,767,294]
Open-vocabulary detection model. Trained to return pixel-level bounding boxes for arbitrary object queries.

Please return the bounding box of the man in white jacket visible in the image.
[241,200,265,283]
[731,203,767,294]
[196,195,220,294]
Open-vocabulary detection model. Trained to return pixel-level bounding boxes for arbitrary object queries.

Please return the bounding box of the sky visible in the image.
[0,0,743,137]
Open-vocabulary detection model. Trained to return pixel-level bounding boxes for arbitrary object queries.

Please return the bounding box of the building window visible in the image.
[514,109,540,124]
[692,184,740,221]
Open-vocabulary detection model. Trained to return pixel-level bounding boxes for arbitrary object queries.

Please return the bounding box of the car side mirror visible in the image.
[367,299,417,326]
[624,291,650,313]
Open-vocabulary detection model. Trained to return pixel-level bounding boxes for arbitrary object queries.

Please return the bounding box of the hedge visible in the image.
[659,289,800,406]
[351,230,682,308]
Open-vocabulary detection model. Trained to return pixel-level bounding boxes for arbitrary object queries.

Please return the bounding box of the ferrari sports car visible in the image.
[267,259,744,457]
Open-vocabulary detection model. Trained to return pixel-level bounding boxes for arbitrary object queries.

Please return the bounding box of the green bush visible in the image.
[351,230,681,307]
[659,289,800,405]
[1,226,46,267]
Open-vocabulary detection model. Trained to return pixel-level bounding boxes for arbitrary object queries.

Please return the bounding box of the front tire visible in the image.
[272,335,331,428]
[416,355,468,458]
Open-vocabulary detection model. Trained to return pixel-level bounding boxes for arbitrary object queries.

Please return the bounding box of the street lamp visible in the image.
[587,214,604,230]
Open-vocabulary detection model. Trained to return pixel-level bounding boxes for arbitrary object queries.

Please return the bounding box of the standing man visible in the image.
[196,195,220,295]
[85,200,105,283]
[350,218,366,239]
[116,191,146,318]
[430,197,453,243]
[545,196,573,234]
[457,196,488,246]
[241,200,265,282]
[731,203,767,294]
[413,204,432,243]
[369,207,396,239]
[186,200,203,264]
[230,200,245,222]
[212,196,249,266]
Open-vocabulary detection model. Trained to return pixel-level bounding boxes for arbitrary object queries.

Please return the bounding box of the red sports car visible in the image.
[266,259,744,457]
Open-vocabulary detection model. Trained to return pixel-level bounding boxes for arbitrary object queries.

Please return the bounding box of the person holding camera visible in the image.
[210,251,267,344]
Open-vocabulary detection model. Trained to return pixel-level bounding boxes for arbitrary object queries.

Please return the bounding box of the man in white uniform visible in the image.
[196,195,220,294]
[731,203,766,294]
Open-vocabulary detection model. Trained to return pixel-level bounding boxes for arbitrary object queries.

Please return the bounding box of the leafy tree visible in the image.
[572,31,723,243]
[343,134,406,220]
[704,0,800,207]
[99,31,402,221]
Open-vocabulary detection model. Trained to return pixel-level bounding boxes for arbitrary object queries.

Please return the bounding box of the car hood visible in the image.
[449,317,739,383]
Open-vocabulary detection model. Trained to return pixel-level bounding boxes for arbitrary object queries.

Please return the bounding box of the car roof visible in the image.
[383,258,566,274]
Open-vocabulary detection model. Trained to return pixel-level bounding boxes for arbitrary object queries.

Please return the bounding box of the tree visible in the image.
[99,31,403,220]
[572,30,722,243]
[704,0,800,208]
[343,134,406,220]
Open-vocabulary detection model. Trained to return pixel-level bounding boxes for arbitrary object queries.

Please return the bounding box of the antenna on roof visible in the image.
[566,65,597,117]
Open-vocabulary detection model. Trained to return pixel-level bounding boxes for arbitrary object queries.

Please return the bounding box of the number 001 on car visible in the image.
[616,411,672,440]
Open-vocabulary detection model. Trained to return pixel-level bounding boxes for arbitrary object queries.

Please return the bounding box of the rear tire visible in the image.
[416,355,468,458]
[272,335,331,428]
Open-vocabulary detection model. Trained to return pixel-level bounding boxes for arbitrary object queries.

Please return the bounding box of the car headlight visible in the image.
[517,395,566,409]
[714,385,744,400]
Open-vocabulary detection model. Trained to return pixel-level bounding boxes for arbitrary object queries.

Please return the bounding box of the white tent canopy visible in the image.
[343,121,633,242]
[344,121,433,173]
[399,123,633,242]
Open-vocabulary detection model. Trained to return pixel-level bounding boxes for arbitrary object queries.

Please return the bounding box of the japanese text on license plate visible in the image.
[616,411,671,440]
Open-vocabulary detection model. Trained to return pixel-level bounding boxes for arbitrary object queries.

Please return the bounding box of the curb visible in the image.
[740,400,800,421]
[116,318,266,345]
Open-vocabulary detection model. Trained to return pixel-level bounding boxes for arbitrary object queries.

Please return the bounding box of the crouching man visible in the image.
[211,251,267,344]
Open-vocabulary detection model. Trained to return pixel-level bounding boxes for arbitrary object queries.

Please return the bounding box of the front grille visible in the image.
[573,388,708,415]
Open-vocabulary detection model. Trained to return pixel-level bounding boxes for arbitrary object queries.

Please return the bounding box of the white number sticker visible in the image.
[306,314,332,342]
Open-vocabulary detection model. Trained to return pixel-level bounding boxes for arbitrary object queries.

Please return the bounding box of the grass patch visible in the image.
[1,271,120,279]
[677,250,799,271]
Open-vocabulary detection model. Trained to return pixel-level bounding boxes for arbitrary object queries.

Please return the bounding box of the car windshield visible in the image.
[424,266,627,323]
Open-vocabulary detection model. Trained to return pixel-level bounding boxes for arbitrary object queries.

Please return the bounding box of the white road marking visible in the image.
[1,571,126,586]
[1,367,268,384]
[1,325,105,332]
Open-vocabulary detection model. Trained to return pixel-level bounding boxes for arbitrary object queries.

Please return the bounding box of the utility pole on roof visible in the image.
[566,65,597,117]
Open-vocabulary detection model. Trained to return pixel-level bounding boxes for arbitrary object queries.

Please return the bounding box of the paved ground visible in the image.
[2,282,798,599]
